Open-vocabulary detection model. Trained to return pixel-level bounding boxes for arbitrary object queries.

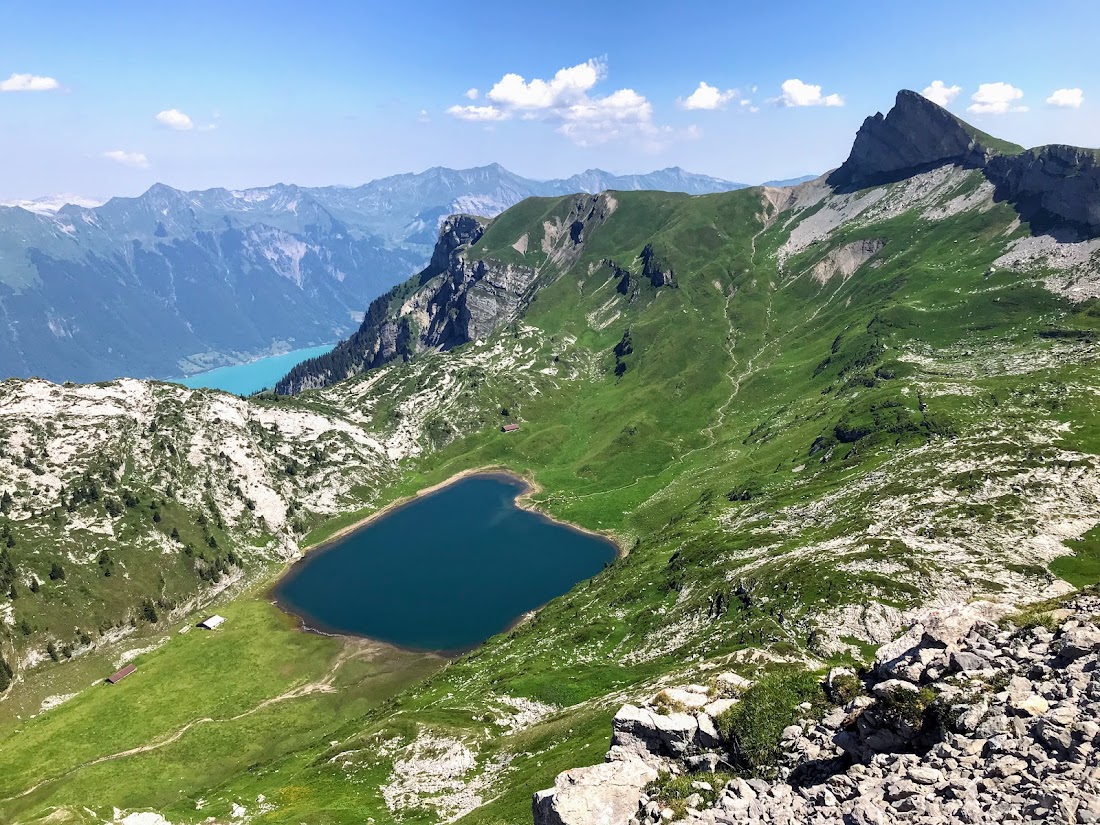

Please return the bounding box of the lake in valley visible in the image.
[173,344,335,396]
[273,473,618,651]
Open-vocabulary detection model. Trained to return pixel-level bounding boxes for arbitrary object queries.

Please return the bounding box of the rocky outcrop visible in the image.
[278,194,618,394]
[827,90,1100,234]
[535,595,1100,825]
[808,239,885,284]
[276,214,492,392]
[827,90,991,190]
[640,245,677,289]
[533,679,752,825]
[986,145,1100,232]
[533,758,659,825]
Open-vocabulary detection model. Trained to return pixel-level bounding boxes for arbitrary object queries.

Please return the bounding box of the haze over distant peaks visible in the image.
[0,164,750,384]
[0,194,105,215]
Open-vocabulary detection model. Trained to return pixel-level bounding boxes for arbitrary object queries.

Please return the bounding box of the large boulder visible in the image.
[874,603,997,682]
[611,704,700,762]
[532,756,657,825]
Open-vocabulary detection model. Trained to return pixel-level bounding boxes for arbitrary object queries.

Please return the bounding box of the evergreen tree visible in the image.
[140,598,159,624]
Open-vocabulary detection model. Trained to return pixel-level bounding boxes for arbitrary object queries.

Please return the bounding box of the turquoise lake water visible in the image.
[273,473,618,651]
[174,344,334,395]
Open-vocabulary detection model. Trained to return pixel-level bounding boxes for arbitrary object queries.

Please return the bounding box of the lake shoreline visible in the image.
[300,465,628,561]
[271,466,625,654]
[169,342,337,396]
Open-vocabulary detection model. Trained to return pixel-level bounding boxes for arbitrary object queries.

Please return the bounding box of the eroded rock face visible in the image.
[278,194,618,394]
[986,144,1100,231]
[276,214,491,393]
[808,239,885,284]
[533,757,658,825]
[640,244,677,288]
[827,90,1100,235]
[827,90,988,189]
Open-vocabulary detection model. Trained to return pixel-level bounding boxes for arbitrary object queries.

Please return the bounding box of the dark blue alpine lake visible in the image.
[273,473,618,651]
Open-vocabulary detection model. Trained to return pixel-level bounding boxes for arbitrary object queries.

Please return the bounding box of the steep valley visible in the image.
[0,90,1098,824]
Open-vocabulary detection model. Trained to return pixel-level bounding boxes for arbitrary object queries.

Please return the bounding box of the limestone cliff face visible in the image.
[986,144,1100,231]
[276,194,617,394]
[828,90,990,189]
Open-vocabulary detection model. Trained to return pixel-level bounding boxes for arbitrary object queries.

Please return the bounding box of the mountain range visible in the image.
[0,90,1097,824]
[0,165,754,384]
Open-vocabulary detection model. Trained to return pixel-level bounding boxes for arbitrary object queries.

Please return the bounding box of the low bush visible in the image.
[715,670,826,772]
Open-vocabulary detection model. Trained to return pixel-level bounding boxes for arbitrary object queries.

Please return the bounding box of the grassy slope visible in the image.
[1,175,1099,822]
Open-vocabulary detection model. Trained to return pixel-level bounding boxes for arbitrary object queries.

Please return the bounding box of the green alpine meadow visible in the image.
[1,86,1099,824]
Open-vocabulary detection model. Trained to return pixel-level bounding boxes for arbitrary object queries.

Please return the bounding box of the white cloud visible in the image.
[154,108,194,130]
[967,82,1028,114]
[446,104,510,121]
[678,81,737,110]
[921,80,961,107]
[776,79,844,107]
[464,87,479,100]
[558,87,655,146]
[103,150,149,168]
[1046,87,1084,109]
[739,99,760,113]
[0,73,59,92]
[450,58,670,147]
[486,59,604,111]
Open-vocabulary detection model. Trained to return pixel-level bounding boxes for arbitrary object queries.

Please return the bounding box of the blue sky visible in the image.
[1,0,1097,199]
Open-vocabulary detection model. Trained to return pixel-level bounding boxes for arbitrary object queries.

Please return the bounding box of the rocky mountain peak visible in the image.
[828,90,989,189]
[424,213,486,282]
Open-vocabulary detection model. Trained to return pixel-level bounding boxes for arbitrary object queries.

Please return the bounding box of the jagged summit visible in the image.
[829,89,1099,233]
[828,90,1000,189]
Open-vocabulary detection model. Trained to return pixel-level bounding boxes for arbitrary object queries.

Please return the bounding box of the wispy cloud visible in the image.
[678,82,737,111]
[774,79,843,107]
[447,104,510,121]
[967,82,1027,114]
[1046,88,1084,109]
[921,81,961,107]
[0,73,59,92]
[464,88,479,100]
[103,150,149,168]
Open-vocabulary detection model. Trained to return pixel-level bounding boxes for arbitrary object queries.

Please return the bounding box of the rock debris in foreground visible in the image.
[534,596,1100,824]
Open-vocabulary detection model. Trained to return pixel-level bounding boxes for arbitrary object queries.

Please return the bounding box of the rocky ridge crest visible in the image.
[830,90,1100,234]
[277,194,617,394]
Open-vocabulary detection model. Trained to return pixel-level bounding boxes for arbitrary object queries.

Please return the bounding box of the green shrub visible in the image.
[646,771,733,820]
[878,686,937,727]
[1005,608,1059,633]
[829,673,863,704]
[651,690,689,714]
[715,670,826,771]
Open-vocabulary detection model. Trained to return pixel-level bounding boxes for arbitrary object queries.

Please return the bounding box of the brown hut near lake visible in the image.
[107,663,136,684]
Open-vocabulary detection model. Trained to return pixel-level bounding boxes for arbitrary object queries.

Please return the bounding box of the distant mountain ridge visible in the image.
[0,165,746,383]
[277,90,1100,396]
